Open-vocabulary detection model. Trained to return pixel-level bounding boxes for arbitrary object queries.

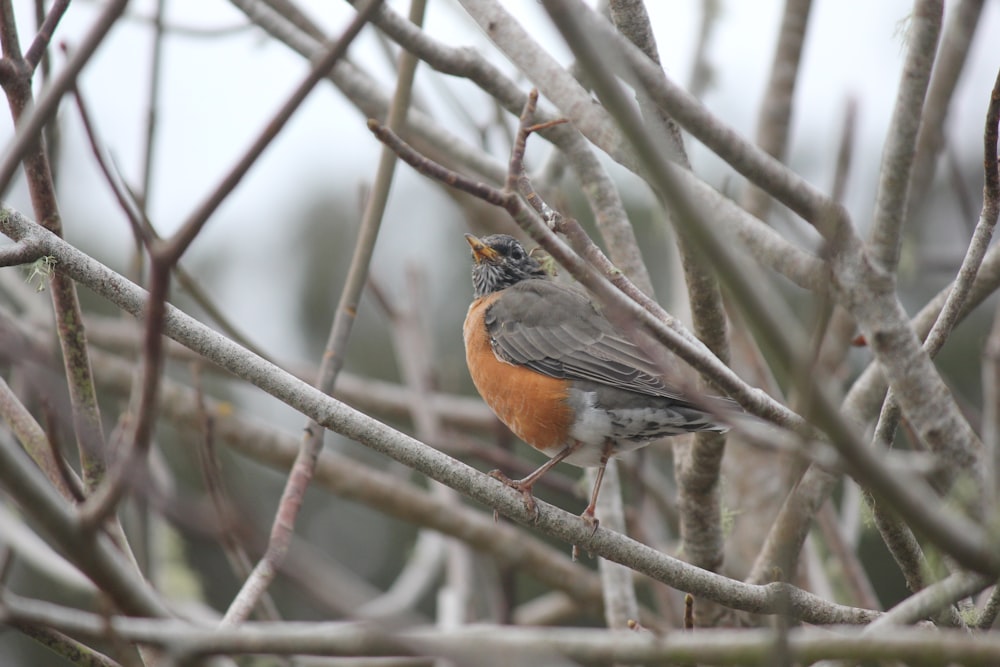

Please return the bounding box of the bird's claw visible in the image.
[571,510,600,561]
[489,469,540,523]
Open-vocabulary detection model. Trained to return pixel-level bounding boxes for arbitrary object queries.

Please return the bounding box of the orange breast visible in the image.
[464,294,572,453]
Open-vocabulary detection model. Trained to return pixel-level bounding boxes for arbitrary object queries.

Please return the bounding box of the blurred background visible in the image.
[1,1,999,663]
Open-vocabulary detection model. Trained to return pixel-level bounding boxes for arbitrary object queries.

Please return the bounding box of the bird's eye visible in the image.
[509,246,524,260]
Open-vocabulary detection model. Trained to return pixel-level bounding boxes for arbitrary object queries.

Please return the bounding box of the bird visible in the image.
[463,233,732,532]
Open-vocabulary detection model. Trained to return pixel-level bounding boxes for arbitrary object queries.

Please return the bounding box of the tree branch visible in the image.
[5,597,1000,665]
[868,0,943,274]
[740,0,813,221]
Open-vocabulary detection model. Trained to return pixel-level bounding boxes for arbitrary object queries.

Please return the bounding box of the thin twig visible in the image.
[984,303,1000,515]
[370,267,465,624]
[811,99,859,397]
[815,500,880,611]
[870,493,929,594]
[830,98,858,205]
[138,0,167,207]
[10,622,124,667]
[65,66,154,247]
[741,0,813,221]
[22,0,69,71]
[867,507,967,629]
[221,0,398,626]
[78,256,168,527]
[0,376,78,501]
[685,0,720,99]
[591,459,639,627]
[191,362,283,622]
[977,584,1000,630]
[164,0,385,265]
[906,0,987,223]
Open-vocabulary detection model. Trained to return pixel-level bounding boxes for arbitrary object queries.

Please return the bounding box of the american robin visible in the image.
[463,233,731,530]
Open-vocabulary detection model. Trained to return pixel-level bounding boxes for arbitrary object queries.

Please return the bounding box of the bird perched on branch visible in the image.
[463,233,732,531]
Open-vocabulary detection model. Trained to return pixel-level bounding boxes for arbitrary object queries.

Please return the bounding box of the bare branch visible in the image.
[455,0,634,170]
[741,0,813,221]
[685,0,720,98]
[814,500,880,611]
[868,62,1000,489]
[8,621,123,667]
[865,571,992,630]
[22,0,69,71]
[6,598,1000,665]
[136,0,167,206]
[750,234,1000,584]
[0,238,44,266]
[906,0,987,222]
[868,0,943,274]
[0,375,78,501]
[985,303,1000,514]
[977,584,1000,630]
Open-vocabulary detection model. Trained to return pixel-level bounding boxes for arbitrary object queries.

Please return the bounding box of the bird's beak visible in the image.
[465,234,498,264]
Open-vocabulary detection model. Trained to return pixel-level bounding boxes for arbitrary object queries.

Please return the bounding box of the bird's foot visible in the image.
[489,469,540,523]
[571,508,600,561]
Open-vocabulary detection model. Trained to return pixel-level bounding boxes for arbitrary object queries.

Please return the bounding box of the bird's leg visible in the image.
[489,441,582,522]
[580,441,615,536]
[571,442,614,561]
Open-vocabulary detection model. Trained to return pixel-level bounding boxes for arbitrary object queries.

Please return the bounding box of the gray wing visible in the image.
[485,279,691,401]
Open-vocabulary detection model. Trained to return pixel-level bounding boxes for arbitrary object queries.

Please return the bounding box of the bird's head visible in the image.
[465,234,548,298]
